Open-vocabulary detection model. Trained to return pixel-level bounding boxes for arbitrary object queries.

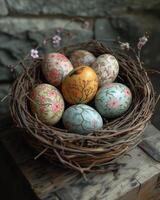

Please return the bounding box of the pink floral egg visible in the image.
[95,83,132,118]
[42,53,73,86]
[30,84,64,125]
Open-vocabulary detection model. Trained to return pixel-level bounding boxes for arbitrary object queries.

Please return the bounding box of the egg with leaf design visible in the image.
[95,83,132,118]
[30,84,64,125]
[61,66,98,104]
[63,104,103,134]
[42,53,73,86]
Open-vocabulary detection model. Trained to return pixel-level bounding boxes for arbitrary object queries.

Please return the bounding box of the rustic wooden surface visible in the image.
[1,124,160,200]
[139,125,160,162]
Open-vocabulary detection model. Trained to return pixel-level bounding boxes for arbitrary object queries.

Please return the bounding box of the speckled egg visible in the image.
[30,84,64,125]
[70,50,96,68]
[61,66,98,104]
[95,83,132,118]
[42,53,73,86]
[92,54,119,86]
[63,104,103,134]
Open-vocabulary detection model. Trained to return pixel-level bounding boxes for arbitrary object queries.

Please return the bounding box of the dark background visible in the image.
[0,0,159,199]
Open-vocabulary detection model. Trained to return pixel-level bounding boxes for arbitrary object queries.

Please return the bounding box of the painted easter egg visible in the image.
[42,53,73,86]
[62,104,103,134]
[30,84,64,125]
[92,54,119,86]
[70,50,96,67]
[95,83,132,118]
[61,66,98,104]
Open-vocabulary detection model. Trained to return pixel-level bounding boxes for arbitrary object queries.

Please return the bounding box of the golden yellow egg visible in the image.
[62,66,98,104]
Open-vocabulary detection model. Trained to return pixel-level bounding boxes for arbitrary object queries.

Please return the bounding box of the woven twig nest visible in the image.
[10,40,156,173]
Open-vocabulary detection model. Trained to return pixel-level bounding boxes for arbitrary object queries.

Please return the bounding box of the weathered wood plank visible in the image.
[1,125,160,200]
[137,175,159,200]
[139,124,160,161]
[55,189,75,200]
[67,147,160,200]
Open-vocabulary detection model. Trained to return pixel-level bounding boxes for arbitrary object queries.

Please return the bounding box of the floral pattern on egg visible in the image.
[62,104,103,134]
[70,50,96,67]
[30,84,64,125]
[42,53,73,86]
[95,83,132,118]
[92,54,119,86]
[62,66,98,104]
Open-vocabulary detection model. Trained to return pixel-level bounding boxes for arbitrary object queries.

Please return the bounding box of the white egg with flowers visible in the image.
[92,54,119,86]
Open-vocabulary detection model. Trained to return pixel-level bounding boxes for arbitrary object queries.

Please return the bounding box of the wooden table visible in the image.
[1,124,160,200]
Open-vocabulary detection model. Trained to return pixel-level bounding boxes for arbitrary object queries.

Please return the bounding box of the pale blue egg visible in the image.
[95,83,132,118]
[62,104,103,134]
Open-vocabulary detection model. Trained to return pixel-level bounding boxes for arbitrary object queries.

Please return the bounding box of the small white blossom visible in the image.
[137,36,148,50]
[52,35,61,47]
[120,42,130,50]
[30,49,39,58]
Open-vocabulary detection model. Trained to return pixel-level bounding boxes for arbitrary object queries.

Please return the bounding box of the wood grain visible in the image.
[1,125,160,200]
